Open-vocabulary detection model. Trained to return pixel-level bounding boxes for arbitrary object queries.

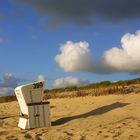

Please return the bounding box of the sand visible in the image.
[0,93,140,140]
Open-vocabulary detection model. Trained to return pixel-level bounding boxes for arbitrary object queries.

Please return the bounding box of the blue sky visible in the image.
[0,0,140,96]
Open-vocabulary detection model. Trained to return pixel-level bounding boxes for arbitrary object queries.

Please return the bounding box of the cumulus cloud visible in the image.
[0,73,22,97]
[103,30,140,73]
[53,76,90,88]
[15,0,140,26]
[55,41,94,72]
[55,30,140,74]
[36,75,46,82]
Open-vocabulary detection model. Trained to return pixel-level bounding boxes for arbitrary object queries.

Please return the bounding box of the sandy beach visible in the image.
[0,93,140,140]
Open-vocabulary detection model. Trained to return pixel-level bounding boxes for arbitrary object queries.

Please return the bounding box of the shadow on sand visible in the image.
[52,102,129,126]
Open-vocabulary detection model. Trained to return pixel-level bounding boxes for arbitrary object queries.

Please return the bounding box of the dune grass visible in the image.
[43,78,140,100]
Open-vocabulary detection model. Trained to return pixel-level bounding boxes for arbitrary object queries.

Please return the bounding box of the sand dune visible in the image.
[0,93,140,140]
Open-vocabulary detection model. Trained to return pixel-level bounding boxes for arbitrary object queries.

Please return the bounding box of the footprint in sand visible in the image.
[80,135,86,140]
[63,131,74,136]
[98,130,102,134]
[35,133,42,140]
[128,135,137,140]
[113,132,122,139]
[24,133,32,139]
[103,135,109,138]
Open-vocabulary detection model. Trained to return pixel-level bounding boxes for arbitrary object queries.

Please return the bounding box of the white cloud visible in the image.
[55,41,95,72]
[103,30,140,73]
[36,75,46,82]
[55,30,140,74]
[53,76,90,88]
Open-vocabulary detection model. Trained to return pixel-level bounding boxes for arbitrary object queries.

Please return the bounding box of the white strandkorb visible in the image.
[15,81,51,129]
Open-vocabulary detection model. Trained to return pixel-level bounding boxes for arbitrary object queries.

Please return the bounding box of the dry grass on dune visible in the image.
[0,96,16,103]
[43,84,140,100]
